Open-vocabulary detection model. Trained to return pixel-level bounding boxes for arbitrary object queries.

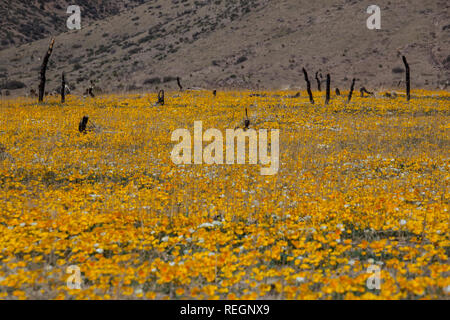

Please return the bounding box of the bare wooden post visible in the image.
[38,38,55,102]
[347,78,356,103]
[61,72,65,103]
[325,74,330,105]
[177,77,183,91]
[402,55,410,101]
[79,116,89,133]
[302,68,314,104]
[315,71,322,91]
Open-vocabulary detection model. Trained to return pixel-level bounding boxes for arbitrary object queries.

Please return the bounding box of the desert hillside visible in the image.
[0,0,147,50]
[0,0,449,95]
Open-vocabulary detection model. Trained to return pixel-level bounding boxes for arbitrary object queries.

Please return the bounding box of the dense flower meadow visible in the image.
[0,89,448,299]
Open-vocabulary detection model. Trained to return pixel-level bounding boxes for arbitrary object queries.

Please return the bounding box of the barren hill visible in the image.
[0,0,448,96]
[0,0,147,50]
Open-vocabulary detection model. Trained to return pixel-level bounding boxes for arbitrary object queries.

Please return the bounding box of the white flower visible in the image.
[296,277,305,283]
[348,259,356,266]
[161,236,169,242]
[399,219,407,226]
[96,248,104,254]
[135,288,143,295]
[444,285,450,294]
[198,222,214,229]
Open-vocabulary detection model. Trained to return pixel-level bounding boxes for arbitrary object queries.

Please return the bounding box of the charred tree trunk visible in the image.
[61,72,65,103]
[325,74,330,105]
[177,77,183,91]
[302,68,314,104]
[213,90,217,97]
[38,38,55,102]
[335,88,341,96]
[402,55,410,101]
[158,89,165,105]
[347,78,356,103]
[315,71,322,91]
[87,80,95,97]
[360,87,374,97]
[79,116,89,134]
[244,107,250,130]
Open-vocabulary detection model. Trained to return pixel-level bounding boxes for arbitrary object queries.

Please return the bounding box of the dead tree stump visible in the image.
[360,87,374,97]
[325,74,331,105]
[87,80,95,97]
[79,116,89,134]
[61,72,66,103]
[177,77,183,91]
[157,89,165,105]
[347,78,356,103]
[402,55,411,101]
[302,68,314,104]
[244,108,250,130]
[38,38,55,102]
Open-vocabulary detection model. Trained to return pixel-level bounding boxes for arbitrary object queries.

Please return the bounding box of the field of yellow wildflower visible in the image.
[0,89,449,300]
